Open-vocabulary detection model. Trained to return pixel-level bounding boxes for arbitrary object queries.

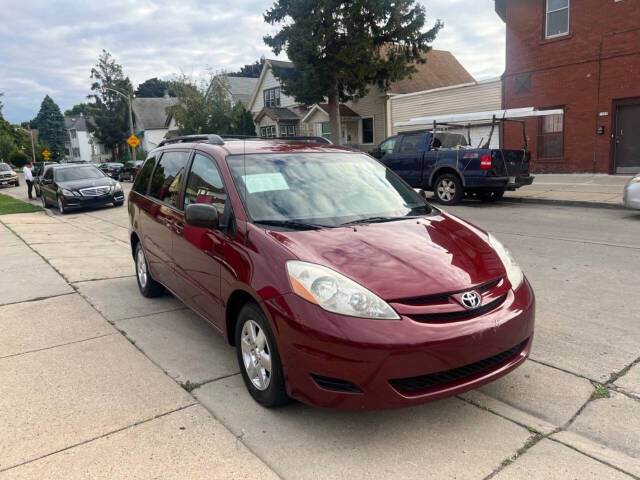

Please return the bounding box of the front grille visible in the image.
[311,374,363,393]
[80,186,111,197]
[411,294,507,323]
[398,277,504,305]
[0,173,11,179]
[389,340,528,394]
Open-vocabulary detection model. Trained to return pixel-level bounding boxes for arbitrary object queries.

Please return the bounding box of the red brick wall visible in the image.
[502,0,640,173]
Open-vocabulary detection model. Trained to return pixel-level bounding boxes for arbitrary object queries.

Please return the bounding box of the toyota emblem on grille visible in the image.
[461,291,481,310]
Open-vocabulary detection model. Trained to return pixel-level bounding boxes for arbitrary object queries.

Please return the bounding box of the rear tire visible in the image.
[135,243,165,298]
[434,173,464,205]
[235,303,289,408]
[477,190,505,202]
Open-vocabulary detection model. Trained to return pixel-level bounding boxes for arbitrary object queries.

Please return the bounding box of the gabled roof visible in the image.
[248,58,294,111]
[225,76,259,105]
[64,116,90,131]
[301,103,360,123]
[255,106,302,122]
[388,50,476,95]
[132,97,180,131]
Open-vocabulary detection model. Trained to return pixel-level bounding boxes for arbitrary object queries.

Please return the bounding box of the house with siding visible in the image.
[132,96,180,152]
[247,51,475,150]
[390,78,503,149]
[64,116,110,163]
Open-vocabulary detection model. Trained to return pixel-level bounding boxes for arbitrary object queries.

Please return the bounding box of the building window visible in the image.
[545,0,569,39]
[260,126,276,138]
[321,122,331,140]
[280,124,297,137]
[263,87,281,108]
[362,117,374,144]
[514,74,531,94]
[539,111,564,157]
[72,148,80,158]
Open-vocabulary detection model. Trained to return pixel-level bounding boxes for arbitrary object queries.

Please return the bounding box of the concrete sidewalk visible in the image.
[503,174,632,208]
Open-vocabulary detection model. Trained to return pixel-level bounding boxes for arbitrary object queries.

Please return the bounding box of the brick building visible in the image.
[495,0,640,173]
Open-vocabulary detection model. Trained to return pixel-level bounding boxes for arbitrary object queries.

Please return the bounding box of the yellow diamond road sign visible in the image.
[127,134,140,148]
[42,149,51,160]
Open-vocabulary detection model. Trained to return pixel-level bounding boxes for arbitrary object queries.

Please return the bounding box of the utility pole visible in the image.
[17,126,36,162]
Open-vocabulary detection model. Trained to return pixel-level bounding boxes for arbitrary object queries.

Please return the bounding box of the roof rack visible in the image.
[157,134,332,148]
[158,134,225,147]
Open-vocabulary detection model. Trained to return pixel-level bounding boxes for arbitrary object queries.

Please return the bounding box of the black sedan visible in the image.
[39,164,125,214]
[98,162,124,179]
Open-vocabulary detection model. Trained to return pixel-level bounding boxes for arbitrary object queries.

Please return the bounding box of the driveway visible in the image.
[1,180,639,479]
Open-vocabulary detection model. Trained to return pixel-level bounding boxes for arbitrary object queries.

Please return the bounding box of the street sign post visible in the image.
[127,135,140,149]
[42,150,51,161]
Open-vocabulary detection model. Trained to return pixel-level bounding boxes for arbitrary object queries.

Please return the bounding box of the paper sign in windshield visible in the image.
[244,173,290,194]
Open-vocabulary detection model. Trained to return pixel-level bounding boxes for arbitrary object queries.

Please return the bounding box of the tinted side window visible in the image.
[148,151,189,208]
[184,153,227,215]
[44,168,54,180]
[398,134,423,154]
[133,155,157,194]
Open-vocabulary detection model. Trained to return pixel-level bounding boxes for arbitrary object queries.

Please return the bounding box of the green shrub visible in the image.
[8,150,29,168]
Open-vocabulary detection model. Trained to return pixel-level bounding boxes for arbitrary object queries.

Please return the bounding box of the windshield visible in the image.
[0,163,11,171]
[55,166,105,182]
[227,153,432,227]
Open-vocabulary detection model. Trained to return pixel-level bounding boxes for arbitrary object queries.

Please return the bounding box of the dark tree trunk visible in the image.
[327,91,342,146]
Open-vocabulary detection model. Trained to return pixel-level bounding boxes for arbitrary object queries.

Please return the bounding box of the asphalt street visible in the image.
[1,180,639,479]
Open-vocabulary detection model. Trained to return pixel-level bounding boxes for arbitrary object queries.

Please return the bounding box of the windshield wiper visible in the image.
[338,216,411,227]
[254,219,331,230]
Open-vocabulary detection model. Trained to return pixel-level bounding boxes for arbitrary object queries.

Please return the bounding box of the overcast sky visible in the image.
[0,0,504,124]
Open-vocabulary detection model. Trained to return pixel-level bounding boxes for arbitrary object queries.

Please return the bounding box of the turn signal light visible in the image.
[480,155,492,170]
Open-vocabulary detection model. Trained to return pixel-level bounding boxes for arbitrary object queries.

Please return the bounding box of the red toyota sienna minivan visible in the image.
[128,135,535,410]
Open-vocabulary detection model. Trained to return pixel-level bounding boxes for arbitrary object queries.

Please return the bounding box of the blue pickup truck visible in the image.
[371,131,534,205]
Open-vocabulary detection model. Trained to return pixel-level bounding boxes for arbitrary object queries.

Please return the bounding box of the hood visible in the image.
[58,176,115,190]
[266,212,506,301]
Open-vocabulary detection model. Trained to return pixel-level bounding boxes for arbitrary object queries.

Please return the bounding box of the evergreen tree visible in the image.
[64,102,98,117]
[230,102,257,136]
[135,77,174,98]
[88,50,132,160]
[228,58,266,78]
[264,0,442,145]
[33,95,66,160]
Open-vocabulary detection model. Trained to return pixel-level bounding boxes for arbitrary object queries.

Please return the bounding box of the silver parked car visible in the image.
[623,173,640,210]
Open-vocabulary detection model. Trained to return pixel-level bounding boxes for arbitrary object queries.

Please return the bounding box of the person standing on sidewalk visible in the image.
[23,162,34,200]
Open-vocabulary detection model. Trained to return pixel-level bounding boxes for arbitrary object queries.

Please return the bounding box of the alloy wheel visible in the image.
[437,179,456,202]
[136,248,148,289]
[240,319,272,391]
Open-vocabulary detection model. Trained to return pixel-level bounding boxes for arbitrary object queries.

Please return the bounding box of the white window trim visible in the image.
[545,0,570,39]
[360,117,375,145]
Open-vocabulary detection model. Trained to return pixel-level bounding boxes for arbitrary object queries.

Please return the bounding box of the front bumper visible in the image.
[60,191,124,209]
[264,279,535,410]
[623,182,640,210]
[0,176,18,185]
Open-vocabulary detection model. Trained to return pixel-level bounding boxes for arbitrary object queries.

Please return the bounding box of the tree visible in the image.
[33,95,66,160]
[65,102,97,117]
[264,0,442,145]
[88,50,132,160]
[231,102,257,135]
[0,134,15,163]
[169,74,235,136]
[9,150,29,168]
[228,58,266,78]
[135,77,174,98]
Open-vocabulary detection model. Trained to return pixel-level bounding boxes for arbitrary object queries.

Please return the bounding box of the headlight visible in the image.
[488,233,523,290]
[286,260,400,320]
[60,188,76,197]
[114,182,122,191]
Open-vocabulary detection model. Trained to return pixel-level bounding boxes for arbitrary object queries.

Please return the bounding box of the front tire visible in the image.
[41,193,48,208]
[57,196,67,214]
[235,303,289,408]
[434,173,464,205]
[135,243,164,298]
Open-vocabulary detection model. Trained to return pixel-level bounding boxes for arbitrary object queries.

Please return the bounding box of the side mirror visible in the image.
[417,189,428,200]
[185,203,220,229]
[370,147,382,159]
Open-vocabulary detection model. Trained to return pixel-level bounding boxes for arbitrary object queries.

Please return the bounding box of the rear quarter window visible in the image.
[133,155,158,194]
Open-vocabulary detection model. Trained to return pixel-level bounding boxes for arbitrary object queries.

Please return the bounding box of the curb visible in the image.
[501,196,626,210]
